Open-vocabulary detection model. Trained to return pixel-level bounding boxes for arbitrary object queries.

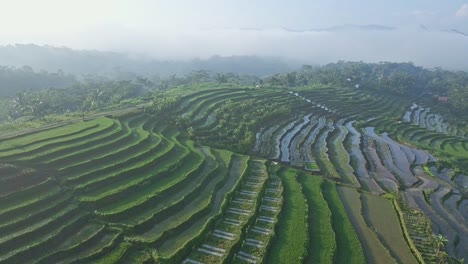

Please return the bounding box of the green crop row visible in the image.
[0,192,72,238]
[0,117,114,159]
[49,117,136,169]
[361,193,419,264]
[0,118,108,152]
[80,131,191,208]
[268,167,308,263]
[0,212,90,263]
[222,160,270,263]
[321,181,365,264]
[62,123,156,181]
[337,186,396,264]
[73,135,174,194]
[23,118,124,163]
[158,153,249,263]
[112,147,218,225]
[133,150,239,242]
[298,173,335,264]
[97,141,205,217]
[232,163,283,264]
[36,224,107,263]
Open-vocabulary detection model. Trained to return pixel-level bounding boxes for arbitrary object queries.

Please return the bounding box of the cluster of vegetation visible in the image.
[268,167,308,263]
[0,65,262,122]
[0,65,77,97]
[0,111,247,263]
[262,61,468,117]
[0,59,466,263]
[199,98,292,152]
[4,78,152,121]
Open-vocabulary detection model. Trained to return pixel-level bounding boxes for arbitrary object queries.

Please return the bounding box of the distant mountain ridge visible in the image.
[307,24,396,32]
[450,29,468,37]
[239,24,396,33]
[240,24,468,38]
[0,44,293,77]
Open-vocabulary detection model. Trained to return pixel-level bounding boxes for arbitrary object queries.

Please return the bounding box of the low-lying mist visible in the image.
[1,26,467,72]
[68,26,468,71]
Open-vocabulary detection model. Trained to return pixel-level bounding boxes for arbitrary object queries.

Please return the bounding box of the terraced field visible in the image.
[0,85,466,263]
[0,104,254,263]
[254,87,467,262]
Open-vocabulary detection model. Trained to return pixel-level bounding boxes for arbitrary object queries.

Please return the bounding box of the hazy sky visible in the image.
[1,0,468,69]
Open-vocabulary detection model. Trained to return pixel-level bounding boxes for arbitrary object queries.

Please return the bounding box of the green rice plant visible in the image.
[313,124,341,179]
[0,192,72,238]
[0,185,63,224]
[422,165,435,177]
[62,124,155,180]
[133,154,235,243]
[89,242,132,264]
[157,153,248,261]
[328,124,360,186]
[184,90,247,120]
[117,247,153,263]
[49,117,140,170]
[0,205,79,250]
[180,158,261,264]
[105,146,218,225]
[12,119,119,162]
[191,92,252,126]
[0,212,89,263]
[321,181,365,264]
[25,119,125,164]
[0,177,56,210]
[441,140,468,159]
[0,118,107,152]
[232,166,283,263]
[35,225,108,264]
[78,141,186,204]
[361,193,419,264]
[337,186,395,264]
[73,135,175,194]
[91,129,186,203]
[44,116,138,164]
[0,117,114,158]
[173,89,233,114]
[268,167,308,264]
[54,230,123,264]
[96,140,205,218]
[298,173,335,264]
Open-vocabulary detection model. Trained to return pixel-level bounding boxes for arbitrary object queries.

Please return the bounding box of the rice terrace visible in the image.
[0,61,467,264]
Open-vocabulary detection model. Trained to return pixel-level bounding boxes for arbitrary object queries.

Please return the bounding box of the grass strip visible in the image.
[268,167,308,263]
[298,173,335,264]
[321,181,365,264]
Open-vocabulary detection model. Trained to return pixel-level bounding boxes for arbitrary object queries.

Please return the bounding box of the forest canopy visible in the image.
[0,61,467,122]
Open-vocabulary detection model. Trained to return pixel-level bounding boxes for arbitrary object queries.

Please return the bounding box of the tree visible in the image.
[286,72,297,87]
[430,234,448,263]
[448,86,468,113]
[187,70,210,86]
[265,74,283,87]
[215,73,227,85]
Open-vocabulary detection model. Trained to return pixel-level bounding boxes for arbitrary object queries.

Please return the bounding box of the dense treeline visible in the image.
[2,60,468,123]
[0,65,77,97]
[263,61,468,115]
[0,44,291,77]
[6,79,150,120]
[0,68,261,121]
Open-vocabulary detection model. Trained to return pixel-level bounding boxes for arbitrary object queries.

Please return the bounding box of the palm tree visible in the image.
[431,233,448,262]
